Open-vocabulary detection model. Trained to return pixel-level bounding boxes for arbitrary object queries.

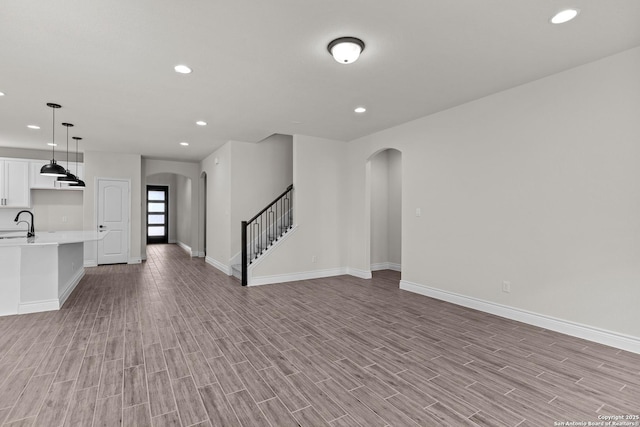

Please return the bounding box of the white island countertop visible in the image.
[0,230,108,246]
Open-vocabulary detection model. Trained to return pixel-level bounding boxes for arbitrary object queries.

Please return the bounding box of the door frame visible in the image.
[146,185,169,244]
[94,177,131,265]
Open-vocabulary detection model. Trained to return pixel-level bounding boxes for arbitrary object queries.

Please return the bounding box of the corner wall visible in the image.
[347,46,640,341]
[250,135,348,283]
[83,151,142,265]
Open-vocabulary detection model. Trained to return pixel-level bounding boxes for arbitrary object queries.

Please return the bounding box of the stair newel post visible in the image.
[241,221,248,286]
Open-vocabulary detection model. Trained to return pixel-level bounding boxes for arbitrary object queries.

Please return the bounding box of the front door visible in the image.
[97,179,129,264]
[147,185,169,244]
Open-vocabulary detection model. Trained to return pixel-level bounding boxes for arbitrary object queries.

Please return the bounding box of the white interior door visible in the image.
[97,179,129,264]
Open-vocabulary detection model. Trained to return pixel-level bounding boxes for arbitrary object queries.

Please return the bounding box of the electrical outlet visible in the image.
[311,255,317,263]
[62,216,67,223]
[415,208,422,217]
[502,281,511,293]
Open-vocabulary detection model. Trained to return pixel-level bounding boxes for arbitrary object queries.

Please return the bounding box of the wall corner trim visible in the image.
[347,268,372,279]
[250,267,348,286]
[177,241,192,256]
[206,256,232,275]
[371,262,401,272]
[399,280,640,355]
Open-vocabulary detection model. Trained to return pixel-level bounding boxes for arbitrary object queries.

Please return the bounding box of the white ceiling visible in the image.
[1,1,639,162]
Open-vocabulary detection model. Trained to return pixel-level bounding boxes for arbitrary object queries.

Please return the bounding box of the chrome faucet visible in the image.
[14,210,35,237]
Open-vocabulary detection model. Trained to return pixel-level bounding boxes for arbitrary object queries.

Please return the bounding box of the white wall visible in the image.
[31,190,83,232]
[200,135,293,272]
[176,174,191,246]
[251,135,347,281]
[83,151,142,264]
[347,46,640,338]
[370,151,389,265]
[201,143,232,270]
[229,134,293,257]
[388,150,402,266]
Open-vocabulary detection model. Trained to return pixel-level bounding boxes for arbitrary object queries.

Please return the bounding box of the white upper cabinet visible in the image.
[0,159,30,208]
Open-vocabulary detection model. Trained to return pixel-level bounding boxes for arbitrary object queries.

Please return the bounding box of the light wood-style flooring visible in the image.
[1,244,639,426]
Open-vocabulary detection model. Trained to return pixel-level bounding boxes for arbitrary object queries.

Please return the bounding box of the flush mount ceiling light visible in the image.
[40,103,67,177]
[196,121,207,126]
[27,125,40,129]
[327,37,365,64]
[57,123,79,184]
[174,64,192,74]
[179,141,189,146]
[354,106,367,113]
[551,9,579,24]
[0,91,5,96]
[69,137,85,187]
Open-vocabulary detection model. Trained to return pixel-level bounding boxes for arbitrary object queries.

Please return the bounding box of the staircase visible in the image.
[233,184,293,285]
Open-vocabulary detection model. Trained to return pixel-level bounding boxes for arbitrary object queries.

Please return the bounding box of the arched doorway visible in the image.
[368,148,402,276]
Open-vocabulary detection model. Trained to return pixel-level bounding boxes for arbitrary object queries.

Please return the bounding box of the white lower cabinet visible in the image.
[0,160,30,208]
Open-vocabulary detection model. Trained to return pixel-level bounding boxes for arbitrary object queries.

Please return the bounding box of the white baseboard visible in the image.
[347,268,372,279]
[400,280,640,355]
[371,262,401,272]
[58,268,85,308]
[128,257,142,264]
[84,259,97,267]
[195,251,205,258]
[177,241,193,256]
[19,268,85,314]
[18,299,59,314]
[205,256,232,275]
[250,267,348,286]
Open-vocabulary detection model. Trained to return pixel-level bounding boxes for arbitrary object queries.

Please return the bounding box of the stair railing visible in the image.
[241,184,293,286]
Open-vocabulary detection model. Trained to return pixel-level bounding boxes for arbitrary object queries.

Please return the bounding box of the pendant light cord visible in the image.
[66,125,70,170]
[52,107,56,160]
[75,138,79,175]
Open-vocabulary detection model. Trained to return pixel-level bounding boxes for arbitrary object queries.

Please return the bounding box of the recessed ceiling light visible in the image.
[27,125,40,129]
[551,9,579,24]
[196,121,207,126]
[0,92,5,96]
[354,106,367,113]
[179,141,189,146]
[174,65,192,74]
[47,143,57,146]
[328,37,365,64]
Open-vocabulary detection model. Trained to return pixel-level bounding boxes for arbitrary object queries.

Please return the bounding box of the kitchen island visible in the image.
[0,230,107,316]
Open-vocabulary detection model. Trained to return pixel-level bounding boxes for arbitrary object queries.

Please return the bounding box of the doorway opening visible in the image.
[368,148,402,275]
[147,185,169,244]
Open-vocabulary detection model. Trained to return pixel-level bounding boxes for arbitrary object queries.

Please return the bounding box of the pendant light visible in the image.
[69,137,85,187]
[57,123,79,184]
[40,103,67,176]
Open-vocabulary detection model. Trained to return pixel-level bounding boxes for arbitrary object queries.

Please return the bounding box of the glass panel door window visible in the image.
[147,185,168,244]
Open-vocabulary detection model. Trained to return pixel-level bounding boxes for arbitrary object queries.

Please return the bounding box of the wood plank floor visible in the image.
[1,244,639,426]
